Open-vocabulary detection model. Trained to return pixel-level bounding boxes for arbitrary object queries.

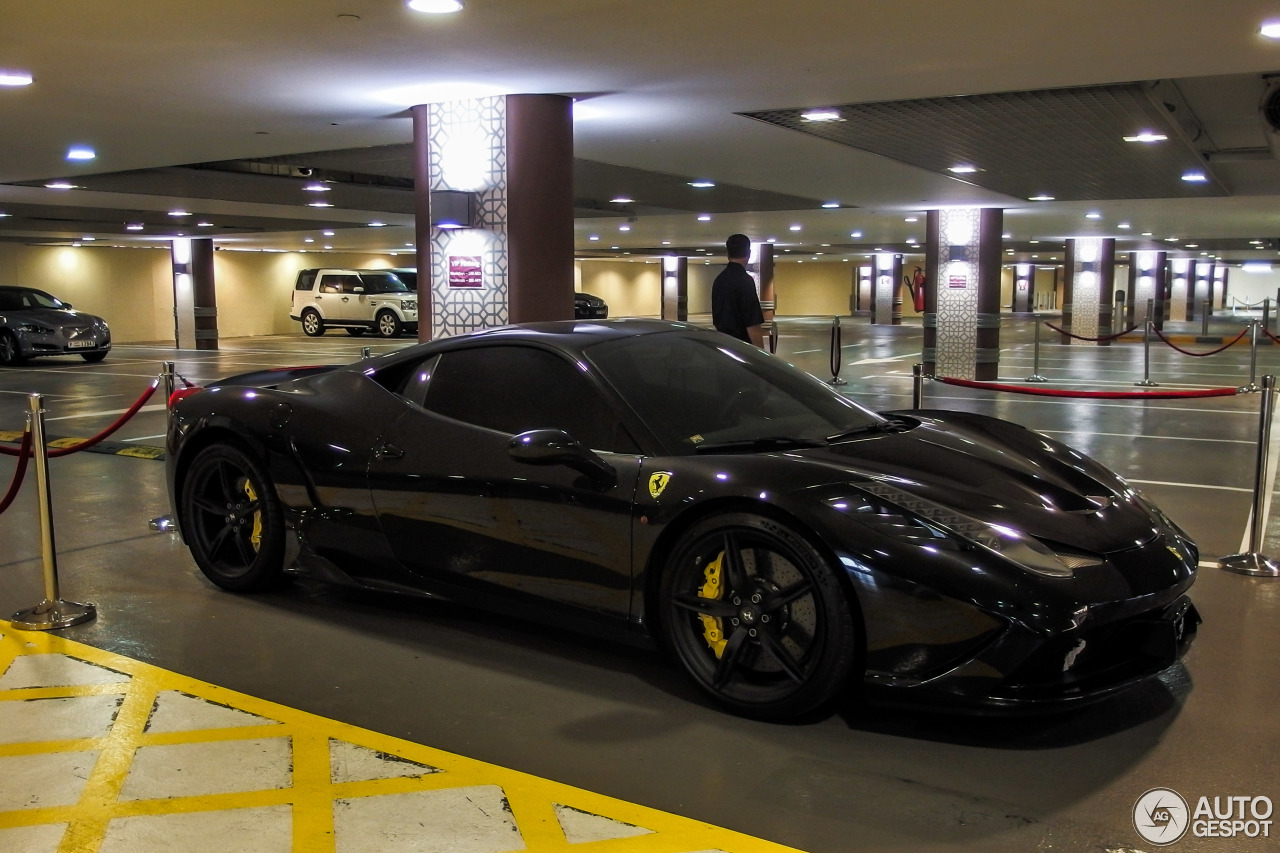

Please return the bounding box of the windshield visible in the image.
[0,289,65,311]
[584,328,883,453]
[355,272,410,294]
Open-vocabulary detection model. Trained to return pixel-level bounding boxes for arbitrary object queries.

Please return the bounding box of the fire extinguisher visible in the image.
[903,267,926,312]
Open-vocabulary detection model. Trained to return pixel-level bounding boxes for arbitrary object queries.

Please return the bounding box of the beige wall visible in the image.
[575,259,664,318]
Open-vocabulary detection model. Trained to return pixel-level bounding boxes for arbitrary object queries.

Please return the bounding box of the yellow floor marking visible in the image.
[0,624,807,853]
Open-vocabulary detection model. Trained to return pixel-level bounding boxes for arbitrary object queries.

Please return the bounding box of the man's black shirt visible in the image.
[711,261,764,342]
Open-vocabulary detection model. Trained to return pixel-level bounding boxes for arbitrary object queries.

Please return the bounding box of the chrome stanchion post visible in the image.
[912,363,923,410]
[11,395,97,630]
[1135,319,1158,387]
[361,346,372,359]
[151,361,177,533]
[1246,320,1261,393]
[828,316,846,386]
[1026,315,1047,382]
[1264,298,1272,333]
[1220,375,1280,577]
[1200,299,1211,338]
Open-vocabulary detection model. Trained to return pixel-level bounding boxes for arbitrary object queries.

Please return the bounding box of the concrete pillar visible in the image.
[1169,258,1191,322]
[661,256,688,321]
[191,238,218,350]
[1062,237,1115,345]
[411,94,574,340]
[871,253,902,325]
[1013,263,1033,314]
[923,208,1003,380]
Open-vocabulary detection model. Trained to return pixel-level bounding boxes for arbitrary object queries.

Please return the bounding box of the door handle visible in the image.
[374,443,404,461]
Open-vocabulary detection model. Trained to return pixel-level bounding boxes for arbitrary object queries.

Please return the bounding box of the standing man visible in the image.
[711,233,765,347]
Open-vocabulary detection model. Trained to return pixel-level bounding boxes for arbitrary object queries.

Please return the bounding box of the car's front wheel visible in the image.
[376,310,402,338]
[179,443,285,592]
[81,351,108,363]
[0,331,23,367]
[300,309,325,337]
[659,512,860,720]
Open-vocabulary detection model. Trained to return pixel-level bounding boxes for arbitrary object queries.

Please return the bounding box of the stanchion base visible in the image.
[1135,379,1159,387]
[1025,374,1048,383]
[829,378,847,386]
[10,599,97,631]
[149,514,175,532]
[1218,553,1280,577]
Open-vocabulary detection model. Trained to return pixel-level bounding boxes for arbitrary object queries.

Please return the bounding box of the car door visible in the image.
[367,344,643,620]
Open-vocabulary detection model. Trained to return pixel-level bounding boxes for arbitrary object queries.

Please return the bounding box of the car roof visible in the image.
[437,318,702,353]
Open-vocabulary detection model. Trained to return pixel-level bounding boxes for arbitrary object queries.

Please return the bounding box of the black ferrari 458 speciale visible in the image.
[166,319,1199,720]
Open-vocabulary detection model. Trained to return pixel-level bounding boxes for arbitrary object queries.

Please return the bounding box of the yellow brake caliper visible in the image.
[243,479,263,552]
[699,552,728,658]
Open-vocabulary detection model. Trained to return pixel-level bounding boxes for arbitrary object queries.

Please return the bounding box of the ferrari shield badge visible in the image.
[649,471,672,499]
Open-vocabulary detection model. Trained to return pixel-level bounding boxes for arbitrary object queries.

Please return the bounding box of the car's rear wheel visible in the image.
[345,327,366,337]
[81,351,107,363]
[300,309,325,337]
[180,443,285,592]
[376,310,402,338]
[0,331,24,366]
[659,512,860,720]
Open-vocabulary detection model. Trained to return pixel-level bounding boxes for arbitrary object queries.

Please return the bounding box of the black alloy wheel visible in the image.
[0,331,23,366]
[660,512,860,720]
[376,309,402,338]
[301,309,325,337]
[180,443,285,592]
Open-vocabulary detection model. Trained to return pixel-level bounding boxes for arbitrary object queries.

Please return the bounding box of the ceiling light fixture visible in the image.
[0,69,33,86]
[125,223,143,231]
[609,196,634,204]
[168,209,190,216]
[1261,21,1280,38]
[822,202,840,208]
[45,181,77,190]
[303,183,331,192]
[947,165,977,174]
[1122,132,1167,143]
[619,224,632,230]
[688,180,715,188]
[800,109,843,122]
[850,231,862,238]
[1086,212,1102,219]
[308,202,334,208]
[696,215,710,222]
[368,221,386,227]
[588,235,599,241]
[789,224,802,231]
[407,0,463,13]
[1029,194,1054,201]
[66,146,95,161]
[1181,171,1208,182]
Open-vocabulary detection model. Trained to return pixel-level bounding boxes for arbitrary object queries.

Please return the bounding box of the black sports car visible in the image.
[165,319,1199,720]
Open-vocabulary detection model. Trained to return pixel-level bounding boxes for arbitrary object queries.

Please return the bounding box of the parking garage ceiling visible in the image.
[5,2,1280,263]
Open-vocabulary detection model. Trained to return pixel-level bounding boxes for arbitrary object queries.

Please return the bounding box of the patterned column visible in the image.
[1132,251,1164,327]
[923,209,1001,379]
[1063,237,1113,344]
[1215,265,1228,309]
[1169,259,1190,322]
[1192,261,1212,321]
[410,94,572,339]
[661,256,688,321]
[871,253,901,325]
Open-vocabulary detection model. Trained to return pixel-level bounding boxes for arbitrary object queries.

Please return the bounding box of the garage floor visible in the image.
[1,314,1277,853]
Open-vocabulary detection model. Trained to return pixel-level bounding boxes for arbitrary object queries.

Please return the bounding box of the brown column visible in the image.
[1098,237,1116,346]
[411,105,433,342]
[975,209,1002,378]
[662,256,688,321]
[1060,241,1075,343]
[507,94,574,324]
[922,211,940,375]
[191,238,218,351]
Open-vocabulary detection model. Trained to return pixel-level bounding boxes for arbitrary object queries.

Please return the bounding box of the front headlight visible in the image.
[855,479,1104,578]
[17,322,54,335]
[403,300,417,311]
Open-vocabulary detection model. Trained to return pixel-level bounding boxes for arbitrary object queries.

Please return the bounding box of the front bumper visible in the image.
[17,328,111,359]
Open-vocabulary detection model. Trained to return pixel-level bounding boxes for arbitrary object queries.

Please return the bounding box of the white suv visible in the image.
[290,269,418,338]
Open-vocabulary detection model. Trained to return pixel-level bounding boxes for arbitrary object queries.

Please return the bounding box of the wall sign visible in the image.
[948,274,968,289]
[448,255,483,289]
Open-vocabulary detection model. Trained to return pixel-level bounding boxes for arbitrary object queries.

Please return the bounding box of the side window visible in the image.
[296,271,318,292]
[423,346,638,453]
[318,277,340,294]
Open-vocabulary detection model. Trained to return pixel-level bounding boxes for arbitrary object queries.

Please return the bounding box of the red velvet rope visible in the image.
[935,375,1241,399]
[0,427,32,515]
[0,379,158,458]
[1152,325,1249,357]
[1264,326,1280,345]
[1043,321,1139,342]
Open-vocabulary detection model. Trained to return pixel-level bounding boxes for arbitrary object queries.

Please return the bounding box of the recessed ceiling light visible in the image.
[1182,172,1208,182]
[619,224,632,230]
[66,146,95,161]
[1142,231,1153,236]
[1002,233,1011,239]
[303,183,331,192]
[800,109,843,122]
[947,165,977,174]
[696,215,710,222]
[304,238,315,243]
[1118,222,1131,229]
[407,0,463,12]
[125,223,143,231]
[0,69,33,86]
[308,202,334,208]
[688,180,715,188]
[822,202,840,208]
[850,231,862,238]
[767,237,777,243]
[789,224,802,231]
[610,196,634,204]
[45,181,77,190]
[1086,212,1102,219]
[1122,132,1167,143]
[368,221,386,227]
[1029,195,1055,201]
[662,241,670,245]
[168,209,190,216]
[323,230,335,236]
[1166,237,1180,242]
[1261,21,1280,38]
[904,216,918,222]
[197,221,213,227]
[1029,239,1040,244]
[1186,244,1199,248]
[588,235,599,241]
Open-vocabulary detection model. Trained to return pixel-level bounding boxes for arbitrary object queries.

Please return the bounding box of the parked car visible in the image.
[165,319,1199,720]
[290,269,417,338]
[0,286,111,366]
[574,291,608,319]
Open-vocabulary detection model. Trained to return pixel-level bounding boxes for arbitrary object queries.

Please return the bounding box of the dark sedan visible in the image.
[574,291,608,319]
[165,319,1199,720]
[0,286,112,366]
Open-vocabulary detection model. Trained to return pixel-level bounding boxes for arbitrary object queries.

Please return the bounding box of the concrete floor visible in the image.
[1,314,1278,852]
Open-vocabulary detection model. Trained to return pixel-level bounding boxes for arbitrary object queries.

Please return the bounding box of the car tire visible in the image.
[179,443,286,592]
[0,331,23,366]
[659,512,860,720]
[376,310,402,338]
[301,309,325,337]
[81,351,108,363]
[345,327,366,337]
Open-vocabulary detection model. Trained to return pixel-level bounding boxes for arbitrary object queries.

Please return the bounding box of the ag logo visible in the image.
[1134,787,1190,846]
[648,471,673,499]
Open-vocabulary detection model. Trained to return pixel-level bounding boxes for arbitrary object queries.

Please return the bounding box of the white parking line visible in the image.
[1127,479,1251,493]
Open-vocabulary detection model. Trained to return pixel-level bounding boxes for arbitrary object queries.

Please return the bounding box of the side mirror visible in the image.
[352,286,365,294]
[508,429,617,489]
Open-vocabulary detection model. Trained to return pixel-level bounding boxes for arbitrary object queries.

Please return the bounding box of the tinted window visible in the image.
[585,329,882,452]
[296,270,318,291]
[356,272,410,294]
[422,346,638,453]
